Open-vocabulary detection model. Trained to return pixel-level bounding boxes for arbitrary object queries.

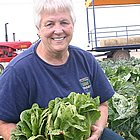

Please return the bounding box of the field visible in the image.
[97,57,140,140]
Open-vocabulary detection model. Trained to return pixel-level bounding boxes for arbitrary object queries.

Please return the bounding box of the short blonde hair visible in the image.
[33,0,76,28]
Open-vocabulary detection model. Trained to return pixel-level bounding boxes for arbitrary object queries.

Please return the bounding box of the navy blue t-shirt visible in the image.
[0,40,114,123]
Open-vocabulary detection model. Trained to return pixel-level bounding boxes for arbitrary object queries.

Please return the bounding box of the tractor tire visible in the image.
[0,64,4,74]
[113,50,130,61]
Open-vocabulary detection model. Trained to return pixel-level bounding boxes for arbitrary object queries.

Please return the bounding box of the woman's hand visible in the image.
[87,125,103,140]
[0,120,16,140]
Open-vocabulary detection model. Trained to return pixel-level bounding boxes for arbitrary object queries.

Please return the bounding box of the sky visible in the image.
[0,0,140,49]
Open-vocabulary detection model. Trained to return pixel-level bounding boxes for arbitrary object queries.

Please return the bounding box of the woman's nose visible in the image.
[54,24,63,34]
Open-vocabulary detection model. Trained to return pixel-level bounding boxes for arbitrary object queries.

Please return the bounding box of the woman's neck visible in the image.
[36,42,69,65]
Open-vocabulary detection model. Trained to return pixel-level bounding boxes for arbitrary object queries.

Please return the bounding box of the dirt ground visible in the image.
[130,51,140,59]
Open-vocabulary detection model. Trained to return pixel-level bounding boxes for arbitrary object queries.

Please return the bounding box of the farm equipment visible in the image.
[85,0,140,60]
[0,23,32,72]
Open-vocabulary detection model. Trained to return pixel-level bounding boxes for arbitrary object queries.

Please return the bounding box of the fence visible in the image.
[89,25,140,49]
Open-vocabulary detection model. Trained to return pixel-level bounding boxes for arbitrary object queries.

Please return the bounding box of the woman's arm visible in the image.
[0,120,16,140]
[87,101,108,140]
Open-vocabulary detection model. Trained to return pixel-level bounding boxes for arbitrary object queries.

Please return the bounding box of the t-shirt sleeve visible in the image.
[0,66,29,123]
[90,56,115,104]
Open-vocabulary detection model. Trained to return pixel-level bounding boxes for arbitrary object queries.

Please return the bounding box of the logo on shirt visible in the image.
[79,77,91,93]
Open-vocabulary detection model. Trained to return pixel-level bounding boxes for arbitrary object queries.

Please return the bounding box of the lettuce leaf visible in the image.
[10,92,101,140]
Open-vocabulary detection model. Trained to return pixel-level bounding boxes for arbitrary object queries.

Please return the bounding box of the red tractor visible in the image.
[0,23,32,72]
[0,41,32,72]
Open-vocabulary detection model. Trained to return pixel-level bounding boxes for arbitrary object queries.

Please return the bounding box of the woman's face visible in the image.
[37,8,74,54]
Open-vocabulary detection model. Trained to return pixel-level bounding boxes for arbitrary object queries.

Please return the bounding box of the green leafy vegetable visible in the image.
[98,57,140,140]
[10,92,101,140]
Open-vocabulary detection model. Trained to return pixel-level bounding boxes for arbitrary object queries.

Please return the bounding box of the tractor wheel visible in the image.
[113,50,130,61]
[0,64,4,74]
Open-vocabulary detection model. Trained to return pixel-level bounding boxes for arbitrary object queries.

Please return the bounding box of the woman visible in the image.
[0,0,125,140]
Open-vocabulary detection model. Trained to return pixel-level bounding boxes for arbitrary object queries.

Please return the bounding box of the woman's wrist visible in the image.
[98,126,103,134]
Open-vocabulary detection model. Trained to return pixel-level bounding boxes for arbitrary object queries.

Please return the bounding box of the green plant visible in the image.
[10,92,101,140]
[98,57,140,140]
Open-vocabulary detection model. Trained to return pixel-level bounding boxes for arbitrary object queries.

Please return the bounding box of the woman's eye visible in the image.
[47,23,53,26]
[61,21,68,25]
[44,22,53,27]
